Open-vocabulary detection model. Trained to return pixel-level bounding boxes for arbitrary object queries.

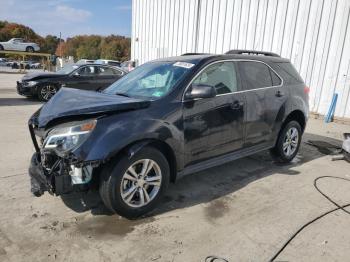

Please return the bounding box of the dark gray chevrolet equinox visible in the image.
[28,50,309,218]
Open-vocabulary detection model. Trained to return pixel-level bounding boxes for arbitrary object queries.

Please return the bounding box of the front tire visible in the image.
[37,84,58,102]
[99,147,170,219]
[270,121,302,163]
[26,46,35,52]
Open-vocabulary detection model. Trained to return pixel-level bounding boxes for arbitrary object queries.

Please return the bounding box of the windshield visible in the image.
[103,61,195,99]
[56,64,79,74]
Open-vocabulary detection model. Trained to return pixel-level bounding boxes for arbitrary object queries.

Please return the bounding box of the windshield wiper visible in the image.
[115,92,130,97]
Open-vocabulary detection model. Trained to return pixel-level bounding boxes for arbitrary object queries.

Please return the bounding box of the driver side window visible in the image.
[193,62,238,95]
[78,66,97,76]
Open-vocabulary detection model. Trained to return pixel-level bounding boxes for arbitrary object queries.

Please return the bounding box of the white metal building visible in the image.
[131,0,350,119]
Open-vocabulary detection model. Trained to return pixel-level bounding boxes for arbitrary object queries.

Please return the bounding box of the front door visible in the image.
[183,61,245,166]
[67,66,98,90]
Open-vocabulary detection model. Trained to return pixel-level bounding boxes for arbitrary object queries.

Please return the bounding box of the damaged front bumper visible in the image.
[28,116,102,197]
[29,152,97,197]
[29,153,50,196]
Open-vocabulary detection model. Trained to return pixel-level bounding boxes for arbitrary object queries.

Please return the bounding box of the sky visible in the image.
[0,0,132,38]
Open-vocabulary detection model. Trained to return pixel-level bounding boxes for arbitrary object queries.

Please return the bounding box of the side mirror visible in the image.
[73,71,80,77]
[184,84,217,100]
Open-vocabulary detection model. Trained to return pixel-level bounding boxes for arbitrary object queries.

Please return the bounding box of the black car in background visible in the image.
[17,64,127,101]
[28,50,309,218]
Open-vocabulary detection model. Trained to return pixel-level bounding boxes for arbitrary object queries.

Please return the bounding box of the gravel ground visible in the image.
[0,73,349,262]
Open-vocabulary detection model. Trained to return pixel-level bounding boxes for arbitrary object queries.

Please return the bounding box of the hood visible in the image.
[32,88,151,128]
[22,72,66,81]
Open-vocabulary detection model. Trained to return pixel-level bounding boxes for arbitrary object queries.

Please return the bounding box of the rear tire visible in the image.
[37,84,58,102]
[99,147,170,219]
[270,121,302,163]
[26,46,34,52]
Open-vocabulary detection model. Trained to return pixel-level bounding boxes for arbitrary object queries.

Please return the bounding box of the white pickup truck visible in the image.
[0,38,40,52]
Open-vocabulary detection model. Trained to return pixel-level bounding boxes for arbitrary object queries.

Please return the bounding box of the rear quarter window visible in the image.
[238,61,281,90]
[274,62,304,85]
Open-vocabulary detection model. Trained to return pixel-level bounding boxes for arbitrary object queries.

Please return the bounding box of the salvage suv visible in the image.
[28,50,309,218]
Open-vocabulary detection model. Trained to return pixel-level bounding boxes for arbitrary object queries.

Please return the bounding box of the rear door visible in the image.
[183,61,245,165]
[237,60,285,147]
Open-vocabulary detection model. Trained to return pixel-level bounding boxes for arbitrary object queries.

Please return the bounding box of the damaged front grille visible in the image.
[41,150,59,171]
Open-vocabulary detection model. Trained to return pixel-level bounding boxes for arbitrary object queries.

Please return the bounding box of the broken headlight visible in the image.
[43,119,97,154]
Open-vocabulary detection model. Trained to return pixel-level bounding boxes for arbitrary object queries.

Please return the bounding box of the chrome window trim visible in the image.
[182,59,284,101]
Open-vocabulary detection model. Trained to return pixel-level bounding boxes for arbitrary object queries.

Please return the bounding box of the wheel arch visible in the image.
[26,46,34,51]
[282,110,306,133]
[37,82,60,89]
[104,138,178,183]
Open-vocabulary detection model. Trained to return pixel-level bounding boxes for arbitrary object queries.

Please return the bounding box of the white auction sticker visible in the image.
[173,62,195,69]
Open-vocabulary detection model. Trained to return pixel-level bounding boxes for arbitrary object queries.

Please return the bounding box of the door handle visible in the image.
[230,100,244,110]
[275,90,284,97]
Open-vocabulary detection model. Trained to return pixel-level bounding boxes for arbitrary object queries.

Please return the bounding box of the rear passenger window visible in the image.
[99,67,123,76]
[193,62,238,95]
[238,61,276,90]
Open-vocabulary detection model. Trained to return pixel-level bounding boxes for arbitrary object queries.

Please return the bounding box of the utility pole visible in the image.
[59,32,62,57]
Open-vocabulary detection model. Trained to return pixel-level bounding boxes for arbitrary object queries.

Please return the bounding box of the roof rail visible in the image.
[225,49,280,57]
[181,53,210,56]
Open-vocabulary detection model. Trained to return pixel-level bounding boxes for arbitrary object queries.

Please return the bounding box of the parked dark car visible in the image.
[11,61,19,69]
[17,64,127,101]
[28,50,309,218]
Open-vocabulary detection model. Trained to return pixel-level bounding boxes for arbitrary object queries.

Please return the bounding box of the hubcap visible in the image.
[41,85,57,101]
[283,127,299,157]
[120,159,162,208]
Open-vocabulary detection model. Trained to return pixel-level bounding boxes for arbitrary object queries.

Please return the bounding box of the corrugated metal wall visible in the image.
[131,0,350,119]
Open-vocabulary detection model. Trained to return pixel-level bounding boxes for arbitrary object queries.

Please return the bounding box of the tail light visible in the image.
[304,86,310,94]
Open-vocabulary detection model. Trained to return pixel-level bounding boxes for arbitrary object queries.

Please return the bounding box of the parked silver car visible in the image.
[95,59,121,67]
[0,38,40,52]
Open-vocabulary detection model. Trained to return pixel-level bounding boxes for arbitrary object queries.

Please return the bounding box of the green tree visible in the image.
[58,34,131,61]
[41,35,61,54]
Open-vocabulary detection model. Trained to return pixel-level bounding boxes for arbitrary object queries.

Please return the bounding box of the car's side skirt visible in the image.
[177,142,273,179]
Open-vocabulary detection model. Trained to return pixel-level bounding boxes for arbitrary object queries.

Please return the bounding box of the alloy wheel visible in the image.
[120,159,162,208]
[283,127,299,157]
[40,85,57,101]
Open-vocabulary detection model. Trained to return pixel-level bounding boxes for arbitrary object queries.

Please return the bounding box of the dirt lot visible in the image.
[0,73,349,262]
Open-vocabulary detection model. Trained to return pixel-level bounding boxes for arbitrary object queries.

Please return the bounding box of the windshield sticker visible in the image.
[173,62,195,69]
[152,91,164,97]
